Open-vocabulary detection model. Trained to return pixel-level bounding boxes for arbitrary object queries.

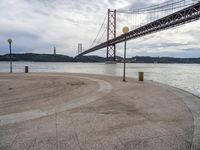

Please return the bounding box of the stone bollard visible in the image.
[25,66,29,73]
[139,72,144,81]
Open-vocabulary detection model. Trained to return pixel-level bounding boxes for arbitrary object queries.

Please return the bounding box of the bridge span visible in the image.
[76,1,200,62]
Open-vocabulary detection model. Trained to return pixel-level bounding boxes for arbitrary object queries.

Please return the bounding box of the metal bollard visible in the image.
[139,72,144,81]
[25,66,29,73]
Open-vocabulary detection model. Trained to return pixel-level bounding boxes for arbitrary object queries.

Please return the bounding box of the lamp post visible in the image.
[122,26,129,82]
[8,39,13,73]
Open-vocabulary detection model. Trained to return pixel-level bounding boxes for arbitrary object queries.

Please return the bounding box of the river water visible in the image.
[0,61,200,97]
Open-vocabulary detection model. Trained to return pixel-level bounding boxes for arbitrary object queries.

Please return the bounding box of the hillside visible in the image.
[1,53,74,62]
[128,56,200,63]
[75,55,106,62]
[0,53,200,63]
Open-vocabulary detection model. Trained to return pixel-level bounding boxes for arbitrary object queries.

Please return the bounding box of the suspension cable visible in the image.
[117,0,197,14]
[90,13,107,48]
[96,27,107,45]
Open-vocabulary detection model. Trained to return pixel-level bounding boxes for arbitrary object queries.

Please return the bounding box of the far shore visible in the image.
[1,53,200,63]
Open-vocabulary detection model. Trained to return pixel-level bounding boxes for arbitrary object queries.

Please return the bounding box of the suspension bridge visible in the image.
[76,0,200,63]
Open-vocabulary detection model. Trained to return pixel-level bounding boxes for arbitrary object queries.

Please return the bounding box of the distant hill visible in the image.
[75,55,106,62]
[128,56,200,63]
[0,53,200,63]
[0,53,106,62]
[1,53,74,62]
[0,55,10,61]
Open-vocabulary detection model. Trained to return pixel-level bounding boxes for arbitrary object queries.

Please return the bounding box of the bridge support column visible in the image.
[106,9,117,64]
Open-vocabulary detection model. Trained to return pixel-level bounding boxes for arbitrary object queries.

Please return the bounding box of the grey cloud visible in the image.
[181,48,200,52]
[134,50,200,58]
[118,0,154,11]
[144,42,190,49]
[0,28,52,54]
[65,18,80,24]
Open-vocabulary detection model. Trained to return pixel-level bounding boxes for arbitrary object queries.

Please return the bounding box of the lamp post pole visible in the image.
[122,26,129,82]
[8,39,12,73]
[123,36,127,82]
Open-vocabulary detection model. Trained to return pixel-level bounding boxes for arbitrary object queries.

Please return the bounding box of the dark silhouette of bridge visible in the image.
[76,0,200,63]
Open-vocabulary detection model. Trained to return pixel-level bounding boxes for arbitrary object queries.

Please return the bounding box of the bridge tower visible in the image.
[106,9,116,64]
[54,46,56,55]
[78,43,83,55]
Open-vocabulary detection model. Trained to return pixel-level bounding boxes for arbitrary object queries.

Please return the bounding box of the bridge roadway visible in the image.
[77,2,200,57]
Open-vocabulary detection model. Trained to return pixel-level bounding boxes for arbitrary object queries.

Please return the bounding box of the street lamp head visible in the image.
[8,39,12,44]
[122,26,129,34]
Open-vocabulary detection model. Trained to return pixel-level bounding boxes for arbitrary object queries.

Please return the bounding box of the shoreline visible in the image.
[1,61,200,64]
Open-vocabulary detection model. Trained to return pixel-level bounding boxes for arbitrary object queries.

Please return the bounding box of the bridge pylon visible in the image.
[106,9,116,64]
[78,43,82,55]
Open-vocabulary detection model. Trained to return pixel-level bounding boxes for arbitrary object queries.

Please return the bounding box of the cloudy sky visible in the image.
[0,0,199,58]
